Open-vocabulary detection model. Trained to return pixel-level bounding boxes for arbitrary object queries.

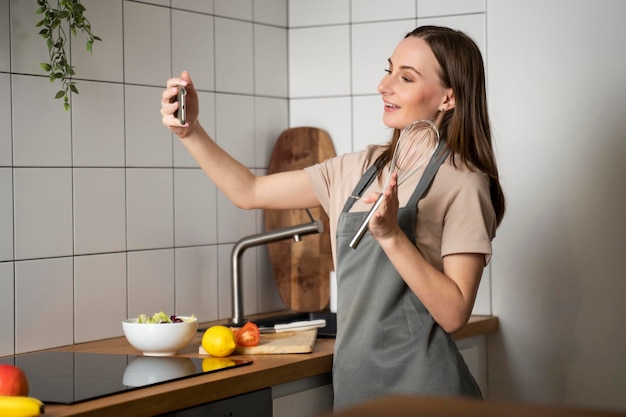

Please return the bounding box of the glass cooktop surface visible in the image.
[0,351,252,405]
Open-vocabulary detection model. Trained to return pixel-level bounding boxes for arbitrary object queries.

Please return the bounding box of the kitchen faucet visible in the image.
[230,209,324,325]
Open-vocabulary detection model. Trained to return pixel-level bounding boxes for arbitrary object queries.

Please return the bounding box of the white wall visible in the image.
[487,0,626,411]
[287,0,626,413]
[0,0,290,355]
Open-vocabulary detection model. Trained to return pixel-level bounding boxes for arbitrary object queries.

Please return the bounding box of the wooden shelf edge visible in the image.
[452,315,499,340]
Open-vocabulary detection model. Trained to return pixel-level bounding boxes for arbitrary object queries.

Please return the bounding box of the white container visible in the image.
[122,316,198,356]
[329,271,337,313]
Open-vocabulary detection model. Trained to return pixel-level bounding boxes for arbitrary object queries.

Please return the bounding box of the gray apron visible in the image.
[333,141,481,409]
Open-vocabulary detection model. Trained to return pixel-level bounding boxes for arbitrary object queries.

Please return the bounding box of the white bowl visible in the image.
[122,316,198,356]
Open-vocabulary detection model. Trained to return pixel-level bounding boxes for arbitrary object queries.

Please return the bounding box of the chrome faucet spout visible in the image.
[231,218,324,325]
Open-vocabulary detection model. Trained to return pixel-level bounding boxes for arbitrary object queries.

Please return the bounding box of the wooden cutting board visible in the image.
[264,127,336,312]
[199,329,318,355]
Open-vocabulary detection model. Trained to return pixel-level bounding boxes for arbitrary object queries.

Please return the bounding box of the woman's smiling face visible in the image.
[378,36,453,130]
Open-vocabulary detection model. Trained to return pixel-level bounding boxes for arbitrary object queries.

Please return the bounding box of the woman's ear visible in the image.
[441,88,455,111]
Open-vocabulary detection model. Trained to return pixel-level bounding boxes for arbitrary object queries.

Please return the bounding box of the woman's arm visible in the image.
[367,172,484,333]
[382,238,483,334]
[161,71,319,211]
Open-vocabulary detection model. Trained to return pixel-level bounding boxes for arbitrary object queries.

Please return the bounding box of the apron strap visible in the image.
[342,140,450,213]
[340,163,379,213]
[406,139,450,207]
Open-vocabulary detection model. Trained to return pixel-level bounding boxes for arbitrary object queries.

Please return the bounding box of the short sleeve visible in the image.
[440,169,496,264]
[304,161,332,214]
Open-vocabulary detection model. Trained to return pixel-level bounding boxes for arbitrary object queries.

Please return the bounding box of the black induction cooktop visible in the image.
[0,351,252,405]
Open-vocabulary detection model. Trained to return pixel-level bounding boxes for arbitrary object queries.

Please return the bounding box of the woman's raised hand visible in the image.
[161,71,198,138]
[366,172,401,242]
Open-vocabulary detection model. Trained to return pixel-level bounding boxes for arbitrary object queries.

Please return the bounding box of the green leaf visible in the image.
[37,0,100,111]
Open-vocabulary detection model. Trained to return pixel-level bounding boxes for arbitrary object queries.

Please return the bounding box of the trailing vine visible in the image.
[35,0,101,111]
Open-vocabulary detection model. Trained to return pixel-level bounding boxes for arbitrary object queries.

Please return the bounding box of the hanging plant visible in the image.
[35,0,101,111]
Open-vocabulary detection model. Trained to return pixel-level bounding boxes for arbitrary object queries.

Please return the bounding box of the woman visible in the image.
[161,25,505,409]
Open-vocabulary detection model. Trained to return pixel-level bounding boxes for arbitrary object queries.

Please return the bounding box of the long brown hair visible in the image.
[377,26,505,226]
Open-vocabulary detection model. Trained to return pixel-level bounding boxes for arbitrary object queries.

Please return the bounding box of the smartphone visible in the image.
[175,86,187,125]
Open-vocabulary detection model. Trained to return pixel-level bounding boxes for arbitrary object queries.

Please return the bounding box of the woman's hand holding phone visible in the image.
[161,72,198,138]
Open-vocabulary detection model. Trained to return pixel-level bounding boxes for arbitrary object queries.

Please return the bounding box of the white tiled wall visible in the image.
[72,82,126,166]
[1,0,490,356]
[351,0,416,23]
[0,169,12,261]
[289,0,350,27]
[73,168,126,254]
[74,253,127,343]
[123,2,171,87]
[15,257,74,353]
[0,262,13,353]
[1,0,288,356]
[14,168,73,259]
[0,1,9,74]
[0,74,11,166]
[215,0,253,20]
[172,10,215,91]
[215,18,255,94]
[12,75,72,166]
[70,0,124,83]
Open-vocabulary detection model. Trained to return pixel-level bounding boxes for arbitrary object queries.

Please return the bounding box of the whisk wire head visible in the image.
[347,119,441,250]
[390,119,440,185]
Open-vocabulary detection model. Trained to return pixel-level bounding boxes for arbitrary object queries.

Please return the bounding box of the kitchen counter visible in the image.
[40,314,497,417]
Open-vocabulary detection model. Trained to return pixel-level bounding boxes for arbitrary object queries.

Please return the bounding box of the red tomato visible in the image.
[236,322,260,347]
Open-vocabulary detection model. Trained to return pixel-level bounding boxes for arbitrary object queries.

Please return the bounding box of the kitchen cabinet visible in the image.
[159,388,272,417]
[272,373,333,417]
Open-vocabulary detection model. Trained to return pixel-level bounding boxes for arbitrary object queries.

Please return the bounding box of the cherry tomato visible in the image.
[236,322,260,347]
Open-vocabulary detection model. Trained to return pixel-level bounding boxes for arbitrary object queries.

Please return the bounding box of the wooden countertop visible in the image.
[40,314,497,417]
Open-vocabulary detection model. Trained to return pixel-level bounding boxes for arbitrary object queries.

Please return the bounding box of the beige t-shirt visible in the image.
[304,144,496,272]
